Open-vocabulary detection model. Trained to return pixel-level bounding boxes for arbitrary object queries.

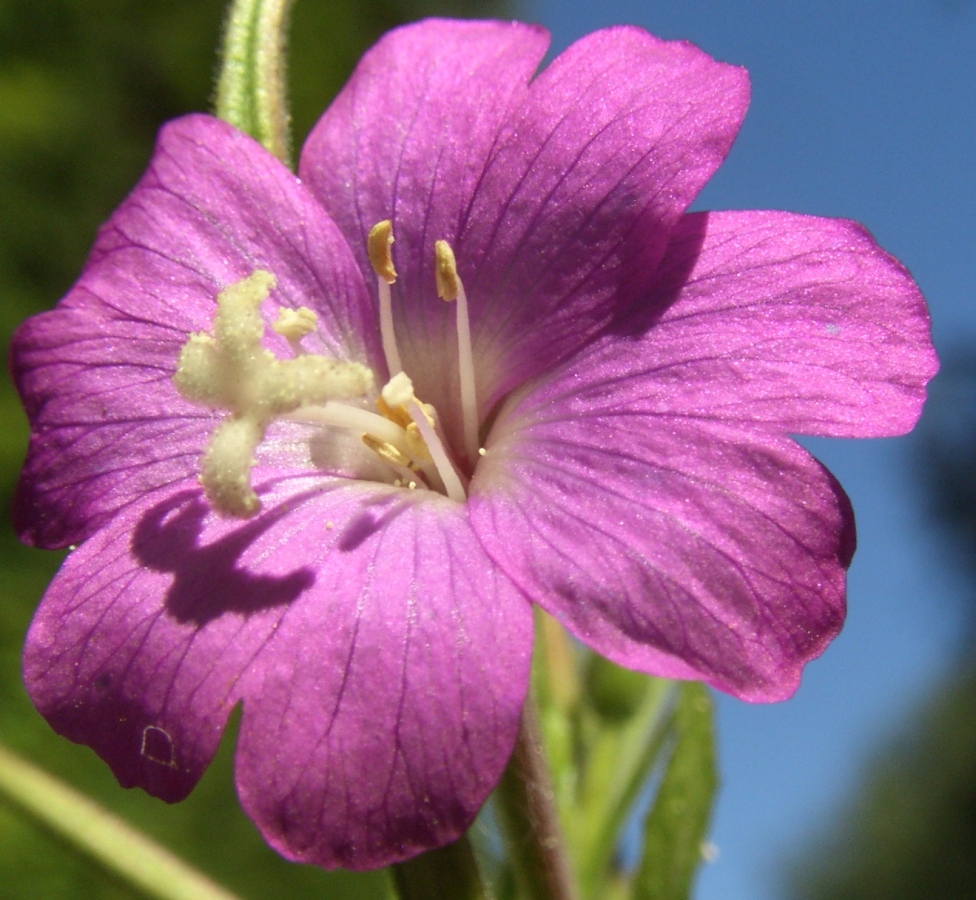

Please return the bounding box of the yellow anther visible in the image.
[404,422,432,463]
[273,306,318,343]
[362,434,413,469]
[376,394,412,430]
[368,220,397,284]
[434,240,460,301]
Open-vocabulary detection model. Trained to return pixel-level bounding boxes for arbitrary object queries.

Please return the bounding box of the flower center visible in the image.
[173,223,480,516]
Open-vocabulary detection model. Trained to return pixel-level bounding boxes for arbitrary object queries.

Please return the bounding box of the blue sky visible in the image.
[519,1,976,897]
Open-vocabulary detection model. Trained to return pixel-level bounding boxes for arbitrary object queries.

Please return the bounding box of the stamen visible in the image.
[368,220,398,283]
[435,240,479,465]
[402,422,432,463]
[361,434,413,470]
[379,372,465,501]
[406,398,466,502]
[368,220,402,376]
[285,401,411,456]
[381,371,419,409]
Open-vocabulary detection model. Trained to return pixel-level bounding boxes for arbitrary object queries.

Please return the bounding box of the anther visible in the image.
[434,240,460,301]
[361,434,413,470]
[368,220,397,284]
[378,371,465,500]
[368,220,402,376]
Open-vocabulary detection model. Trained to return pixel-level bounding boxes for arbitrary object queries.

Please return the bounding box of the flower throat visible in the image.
[172,221,478,516]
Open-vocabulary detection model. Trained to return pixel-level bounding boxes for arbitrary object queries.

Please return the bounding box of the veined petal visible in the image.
[24,476,532,869]
[572,211,937,437]
[12,114,377,548]
[300,19,549,312]
[459,28,749,405]
[301,20,749,415]
[472,414,853,702]
[23,478,292,802]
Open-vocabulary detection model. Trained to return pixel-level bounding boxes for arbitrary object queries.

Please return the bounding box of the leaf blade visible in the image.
[634,682,718,900]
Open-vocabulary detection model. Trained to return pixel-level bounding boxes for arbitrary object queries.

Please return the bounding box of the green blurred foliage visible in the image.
[635,683,716,900]
[0,0,507,895]
[519,612,716,900]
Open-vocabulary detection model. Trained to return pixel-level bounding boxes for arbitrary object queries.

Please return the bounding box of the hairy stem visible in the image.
[496,693,580,900]
[215,0,295,164]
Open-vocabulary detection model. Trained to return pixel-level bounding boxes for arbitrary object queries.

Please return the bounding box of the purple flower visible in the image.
[12,19,936,869]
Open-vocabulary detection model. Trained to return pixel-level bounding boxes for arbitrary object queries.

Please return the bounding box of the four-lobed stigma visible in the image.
[174,222,479,516]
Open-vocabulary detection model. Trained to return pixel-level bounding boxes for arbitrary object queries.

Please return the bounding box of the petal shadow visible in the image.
[607,210,709,338]
[131,488,315,625]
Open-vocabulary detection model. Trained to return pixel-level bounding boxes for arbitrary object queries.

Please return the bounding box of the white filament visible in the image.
[453,278,479,465]
[378,278,402,376]
[407,399,467,502]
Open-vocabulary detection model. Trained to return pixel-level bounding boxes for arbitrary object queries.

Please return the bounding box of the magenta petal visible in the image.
[473,415,853,702]
[12,306,211,549]
[25,476,532,869]
[302,20,749,409]
[457,28,749,403]
[580,211,938,437]
[22,478,283,801]
[12,114,377,548]
[234,486,532,869]
[300,19,549,308]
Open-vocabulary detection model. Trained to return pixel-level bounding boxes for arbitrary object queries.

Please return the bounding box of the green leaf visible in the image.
[634,682,718,900]
[574,663,673,898]
[214,0,295,164]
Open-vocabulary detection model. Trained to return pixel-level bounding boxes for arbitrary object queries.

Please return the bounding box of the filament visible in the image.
[407,399,467,502]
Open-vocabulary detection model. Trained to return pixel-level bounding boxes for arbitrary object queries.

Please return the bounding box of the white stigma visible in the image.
[173,270,373,517]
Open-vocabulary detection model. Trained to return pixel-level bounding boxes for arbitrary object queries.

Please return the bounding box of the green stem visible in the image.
[215,0,295,164]
[0,743,240,900]
[495,694,580,900]
[390,834,489,900]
